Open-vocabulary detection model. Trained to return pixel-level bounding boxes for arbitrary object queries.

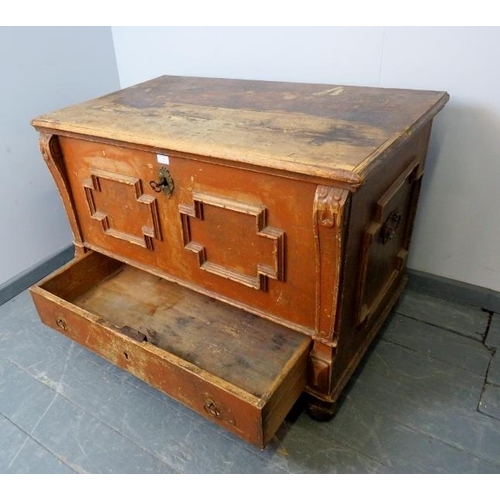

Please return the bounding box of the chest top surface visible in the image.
[32,75,448,186]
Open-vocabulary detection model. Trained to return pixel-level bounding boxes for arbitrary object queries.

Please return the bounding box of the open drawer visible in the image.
[30,251,311,448]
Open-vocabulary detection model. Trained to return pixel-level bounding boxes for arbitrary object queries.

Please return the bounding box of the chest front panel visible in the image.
[59,136,319,333]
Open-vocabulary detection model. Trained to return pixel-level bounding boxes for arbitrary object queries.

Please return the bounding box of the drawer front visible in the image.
[30,252,311,447]
[59,137,319,333]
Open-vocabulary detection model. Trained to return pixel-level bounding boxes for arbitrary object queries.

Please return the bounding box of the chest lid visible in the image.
[32,75,448,186]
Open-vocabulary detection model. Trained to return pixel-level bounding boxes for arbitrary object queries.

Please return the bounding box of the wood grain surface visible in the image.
[31,252,311,447]
[32,75,449,185]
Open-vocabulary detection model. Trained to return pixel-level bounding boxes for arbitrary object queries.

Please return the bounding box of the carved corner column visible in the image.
[309,185,350,398]
[39,133,86,257]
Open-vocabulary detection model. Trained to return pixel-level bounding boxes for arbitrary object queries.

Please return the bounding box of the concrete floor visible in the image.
[1,286,500,473]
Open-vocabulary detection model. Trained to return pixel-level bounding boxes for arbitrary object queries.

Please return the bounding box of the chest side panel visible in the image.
[328,124,433,399]
[59,136,318,333]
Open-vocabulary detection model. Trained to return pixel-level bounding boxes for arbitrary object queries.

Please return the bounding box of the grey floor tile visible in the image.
[346,351,500,467]
[353,339,485,409]
[487,352,500,386]
[320,398,500,473]
[479,383,500,421]
[0,414,30,472]
[395,289,489,341]
[485,314,500,349]
[382,314,492,376]
[250,417,390,473]
[0,291,42,331]
[0,357,58,432]
[6,438,75,474]
[31,395,175,474]
[0,291,84,352]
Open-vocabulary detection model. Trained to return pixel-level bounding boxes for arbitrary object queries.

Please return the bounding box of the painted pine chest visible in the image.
[30,76,448,447]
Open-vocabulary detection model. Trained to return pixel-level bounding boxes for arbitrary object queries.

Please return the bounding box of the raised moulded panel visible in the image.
[355,157,422,326]
[83,168,162,250]
[179,192,285,291]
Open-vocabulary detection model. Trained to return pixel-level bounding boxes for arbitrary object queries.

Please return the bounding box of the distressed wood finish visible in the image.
[31,76,449,443]
[32,75,448,185]
[30,252,310,448]
[55,136,318,336]
[326,123,435,407]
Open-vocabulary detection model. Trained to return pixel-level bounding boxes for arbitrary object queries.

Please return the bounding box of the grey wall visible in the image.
[0,27,119,286]
[112,27,500,292]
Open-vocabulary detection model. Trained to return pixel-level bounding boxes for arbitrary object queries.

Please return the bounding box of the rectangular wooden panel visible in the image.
[30,252,311,448]
[356,157,422,326]
[58,136,319,335]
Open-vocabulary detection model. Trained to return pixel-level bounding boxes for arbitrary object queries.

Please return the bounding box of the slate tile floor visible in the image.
[1,287,500,473]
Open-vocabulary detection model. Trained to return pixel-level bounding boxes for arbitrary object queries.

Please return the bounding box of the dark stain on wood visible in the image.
[118,325,147,343]
[305,124,378,147]
[65,255,309,399]
[32,75,448,183]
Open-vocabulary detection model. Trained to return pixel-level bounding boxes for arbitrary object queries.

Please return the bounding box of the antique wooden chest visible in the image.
[30,76,448,447]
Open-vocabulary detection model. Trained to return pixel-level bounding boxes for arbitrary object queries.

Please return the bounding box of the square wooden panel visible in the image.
[83,168,162,250]
[179,192,285,291]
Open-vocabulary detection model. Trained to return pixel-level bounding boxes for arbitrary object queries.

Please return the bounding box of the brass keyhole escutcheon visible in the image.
[204,399,222,418]
[56,317,67,331]
[149,166,174,198]
[380,210,402,245]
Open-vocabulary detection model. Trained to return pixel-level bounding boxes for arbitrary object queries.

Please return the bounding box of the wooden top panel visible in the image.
[32,75,449,185]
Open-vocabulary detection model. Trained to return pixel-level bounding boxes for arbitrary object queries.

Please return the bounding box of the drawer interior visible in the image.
[32,251,311,446]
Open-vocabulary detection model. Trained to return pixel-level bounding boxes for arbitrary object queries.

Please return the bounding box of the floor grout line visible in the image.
[5,435,30,472]
[344,393,500,470]
[355,339,489,409]
[0,410,79,474]
[379,336,492,377]
[0,353,181,474]
[395,311,486,342]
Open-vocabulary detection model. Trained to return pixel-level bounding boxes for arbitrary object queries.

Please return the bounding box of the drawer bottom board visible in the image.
[30,252,311,447]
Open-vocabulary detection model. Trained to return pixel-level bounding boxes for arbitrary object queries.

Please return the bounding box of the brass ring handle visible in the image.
[380,210,402,244]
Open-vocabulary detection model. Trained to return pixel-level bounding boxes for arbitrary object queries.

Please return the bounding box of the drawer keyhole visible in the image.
[204,399,222,418]
[56,317,67,330]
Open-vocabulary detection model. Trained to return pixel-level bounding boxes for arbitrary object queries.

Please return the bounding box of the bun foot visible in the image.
[306,395,341,422]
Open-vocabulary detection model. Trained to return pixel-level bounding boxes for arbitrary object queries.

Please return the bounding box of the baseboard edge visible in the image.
[0,245,74,306]
[407,268,500,314]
